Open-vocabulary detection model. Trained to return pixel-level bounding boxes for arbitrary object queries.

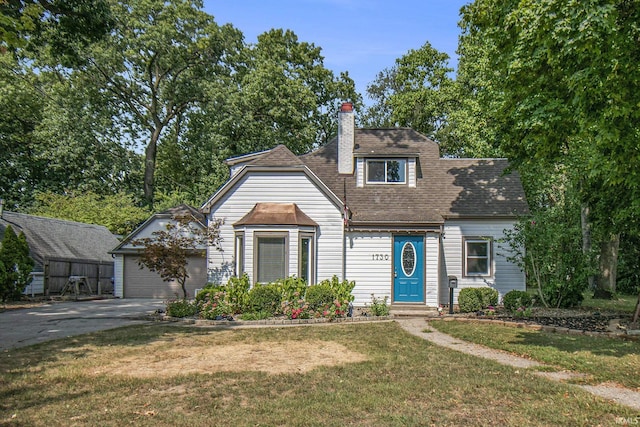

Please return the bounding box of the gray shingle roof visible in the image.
[0,211,120,267]
[300,129,529,225]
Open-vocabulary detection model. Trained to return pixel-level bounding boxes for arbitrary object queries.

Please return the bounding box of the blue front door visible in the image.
[393,235,424,302]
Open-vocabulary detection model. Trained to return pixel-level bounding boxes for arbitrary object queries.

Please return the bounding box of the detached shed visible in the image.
[0,210,120,296]
[110,205,208,299]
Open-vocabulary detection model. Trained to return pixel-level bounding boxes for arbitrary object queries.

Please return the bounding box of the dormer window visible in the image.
[366,159,407,184]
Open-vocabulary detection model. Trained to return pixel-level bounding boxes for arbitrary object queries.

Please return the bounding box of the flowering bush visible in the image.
[367,294,390,316]
[318,299,349,320]
[282,296,312,319]
[513,306,532,318]
[199,291,233,320]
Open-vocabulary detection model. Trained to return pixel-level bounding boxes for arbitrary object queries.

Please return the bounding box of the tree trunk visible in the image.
[143,128,162,208]
[632,292,640,326]
[595,233,620,299]
[580,202,596,290]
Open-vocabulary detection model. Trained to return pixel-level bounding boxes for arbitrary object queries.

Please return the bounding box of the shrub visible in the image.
[246,283,282,314]
[478,287,499,308]
[166,299,197,318]
[503,290,533,313]
[199,291,234,320]
[225,274,251,313]
[322,275,356,305]
[195,283,226,303]
[305,283,335,311]
[458,288,483,313]
[276,276,308,302]
[281,298,312,319]
[458,287,499,313]
[367,294,390,316]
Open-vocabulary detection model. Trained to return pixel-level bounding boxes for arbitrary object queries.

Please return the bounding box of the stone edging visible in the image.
[148,314,393,326]
[437,316,640,341]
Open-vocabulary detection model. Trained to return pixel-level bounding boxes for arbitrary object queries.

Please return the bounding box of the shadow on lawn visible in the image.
[511,329,640,358]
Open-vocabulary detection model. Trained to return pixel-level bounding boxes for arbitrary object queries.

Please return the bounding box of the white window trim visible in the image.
[464,237,492,277]
[365,159,407,184]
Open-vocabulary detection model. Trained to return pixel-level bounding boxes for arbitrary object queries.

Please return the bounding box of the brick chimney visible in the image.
[337,102,355,174]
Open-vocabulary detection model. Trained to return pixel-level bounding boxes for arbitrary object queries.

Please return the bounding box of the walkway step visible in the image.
[390,304,439,318]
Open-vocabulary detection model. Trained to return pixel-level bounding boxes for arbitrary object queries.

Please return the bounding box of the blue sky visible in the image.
[204,1,470,102]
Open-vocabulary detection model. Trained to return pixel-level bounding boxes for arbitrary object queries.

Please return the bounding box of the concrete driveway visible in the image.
[0,299,165,351]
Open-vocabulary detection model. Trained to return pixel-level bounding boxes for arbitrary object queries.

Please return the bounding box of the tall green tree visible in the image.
[0,53,141,210]
[59,0,243,207]
[459,0,640,299]
[0,225,33,302]
[0,53,44,210]
[362,42,454,148]
[0,0,112,60]
[29,191,151,236]
[221,29,360,156]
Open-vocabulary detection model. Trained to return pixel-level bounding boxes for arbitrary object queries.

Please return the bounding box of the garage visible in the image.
[121,254,207,299]
[111,205,210,299]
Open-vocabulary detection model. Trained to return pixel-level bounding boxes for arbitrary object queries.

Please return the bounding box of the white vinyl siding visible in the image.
[345,232,393,306]
[356,158,365,187]
[425,232,439,307]
[408,158,416,188]
[207,172,343,285]
[440,220,524,304]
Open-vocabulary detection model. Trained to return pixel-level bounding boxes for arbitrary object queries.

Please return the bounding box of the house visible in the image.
[111,205,208,299]
[0,206,120,296]
[201,103,529,307]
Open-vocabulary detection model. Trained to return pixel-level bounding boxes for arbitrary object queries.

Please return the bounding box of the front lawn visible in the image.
[580,292,638,313]
[1,322,635,426]
[430,320,640,389]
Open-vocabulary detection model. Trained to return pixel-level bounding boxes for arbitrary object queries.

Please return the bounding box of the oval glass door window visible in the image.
[401,242,416,277]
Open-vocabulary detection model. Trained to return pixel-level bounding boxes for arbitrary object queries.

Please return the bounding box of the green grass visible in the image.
[0,322,636,426]
[430,320,640,389]
[581,292,638,313]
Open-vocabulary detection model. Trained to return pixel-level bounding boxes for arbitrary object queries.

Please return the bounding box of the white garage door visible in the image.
[123,255,207,299]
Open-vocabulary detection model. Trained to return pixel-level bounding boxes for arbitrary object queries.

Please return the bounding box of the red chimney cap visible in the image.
[340,102,353,112]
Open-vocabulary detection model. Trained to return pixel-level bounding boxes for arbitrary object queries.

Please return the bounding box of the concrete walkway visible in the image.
[0,299,164,351]
[397,317,640,411]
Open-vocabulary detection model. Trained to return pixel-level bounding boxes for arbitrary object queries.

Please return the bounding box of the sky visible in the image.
[203,1,471,103]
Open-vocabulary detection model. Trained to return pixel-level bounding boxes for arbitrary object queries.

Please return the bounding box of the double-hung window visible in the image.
[464,238,492,276]
[366,159,406,184]
[234,232,245,276]
[298,233,315,284]
[255,233,288,283]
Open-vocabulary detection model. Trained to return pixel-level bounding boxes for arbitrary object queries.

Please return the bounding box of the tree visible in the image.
[362,42,454,146]
[0,52,143,211]
[132,213,223,299]
[219,29,361,156]
[0,225,34,302]
[29,191,152,236]
[0,53,44,210]
[60,0,243,207]
[0,0,112,61]
[459,0,640,302]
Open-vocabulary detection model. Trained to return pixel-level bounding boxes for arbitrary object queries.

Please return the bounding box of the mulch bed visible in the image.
[505,314,621,332]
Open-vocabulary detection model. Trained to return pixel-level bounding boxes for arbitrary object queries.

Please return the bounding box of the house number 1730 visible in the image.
[372,254,389,261]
